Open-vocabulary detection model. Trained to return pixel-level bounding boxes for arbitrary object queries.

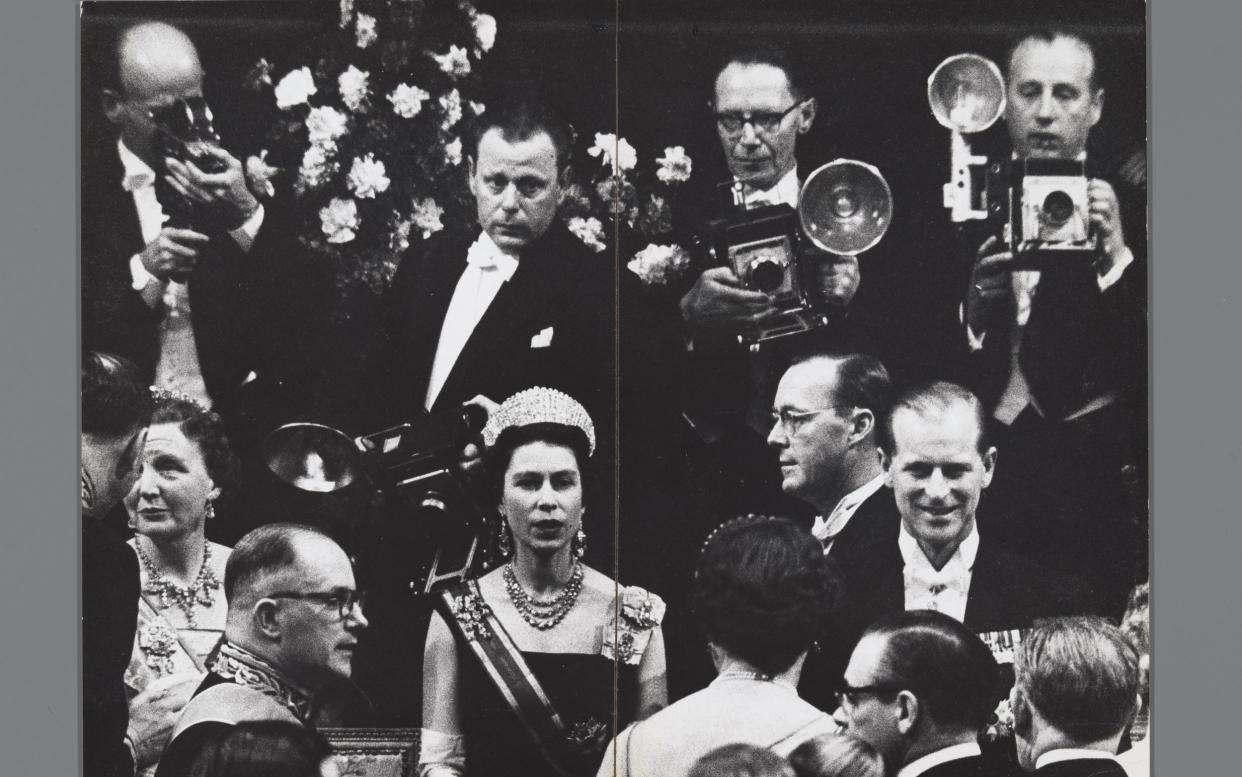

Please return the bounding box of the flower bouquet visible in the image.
[243,0,497,294]
[560,132,695,289]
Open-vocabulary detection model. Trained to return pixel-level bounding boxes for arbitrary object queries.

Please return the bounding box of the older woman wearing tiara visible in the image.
[419,387,667,777]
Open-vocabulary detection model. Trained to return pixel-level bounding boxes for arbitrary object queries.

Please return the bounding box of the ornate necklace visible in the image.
[135,537,220,629]
[503,560,584,630]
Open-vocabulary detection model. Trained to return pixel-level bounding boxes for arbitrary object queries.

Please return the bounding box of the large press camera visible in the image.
[262,405,491,595]
[148,95,233,233]
[928,54,1097,267]
[697,159,893,348]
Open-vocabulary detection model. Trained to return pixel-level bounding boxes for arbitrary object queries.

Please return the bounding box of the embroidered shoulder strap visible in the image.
[170,682,300,740]
[434,580,573,777]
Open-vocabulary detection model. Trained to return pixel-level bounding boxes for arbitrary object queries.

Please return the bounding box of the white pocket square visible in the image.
[529,326,554,348]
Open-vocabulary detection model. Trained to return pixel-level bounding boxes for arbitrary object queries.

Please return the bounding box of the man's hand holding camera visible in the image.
[1087,178,1128,274]
[138,226,211,284]
[679,267,777,334]
[163,145,261,232]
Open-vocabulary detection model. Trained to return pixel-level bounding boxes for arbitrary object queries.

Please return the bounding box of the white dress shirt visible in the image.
[812,473,887,555]
[738,166,800,208]
[423,232,519,410]
[899,522,979,623]
[119,140,264,409]
[1035,748,1125,770]
[896,742,981,777]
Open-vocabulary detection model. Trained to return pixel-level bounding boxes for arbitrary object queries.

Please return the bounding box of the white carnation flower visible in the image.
[444,136,463,166]
[274,67,317,110]
[568,217,607,253]
[412,197,445,237]
[587,132,637,174]
[355,13,378,49]
[338,66,370,113]
[627,243,691,286]
[320,197,359,244]
[469,100,486,116]
[432,45,472,78]
[305,106,349,145]
[473,13,498,53]
[297,143,336,191]
[388,83,431,119]
[339,0,354,28]
[656,146,693,183]
[440,89,463,131]
[346,153,391,199]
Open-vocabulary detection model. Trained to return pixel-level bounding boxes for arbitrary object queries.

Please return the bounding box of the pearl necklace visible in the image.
[503,561,584,630]
[134,537,220,629]
[715,669,797,692]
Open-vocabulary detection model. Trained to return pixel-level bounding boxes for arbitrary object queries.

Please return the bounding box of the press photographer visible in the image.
[83,20,331,532]
[952,30,1147,617]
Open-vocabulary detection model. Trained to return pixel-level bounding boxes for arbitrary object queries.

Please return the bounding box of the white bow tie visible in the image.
[906,564,969,597]
[465,236,519,279]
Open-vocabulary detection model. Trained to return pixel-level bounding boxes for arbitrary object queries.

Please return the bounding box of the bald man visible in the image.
[83,20,329,473]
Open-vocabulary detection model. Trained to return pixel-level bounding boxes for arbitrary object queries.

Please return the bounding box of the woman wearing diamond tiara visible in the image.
[123,390,239,776]
[419,387,667,777]
[598,516,840,777]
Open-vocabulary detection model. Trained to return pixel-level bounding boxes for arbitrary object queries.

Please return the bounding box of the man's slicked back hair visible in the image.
[879,380,990,455]
[470,96,573,171]
[224,523,335,604]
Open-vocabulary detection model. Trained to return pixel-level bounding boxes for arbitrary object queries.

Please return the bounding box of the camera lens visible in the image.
[831,189,860,219]
[1041,190,1075,227]
[749,259,784,293]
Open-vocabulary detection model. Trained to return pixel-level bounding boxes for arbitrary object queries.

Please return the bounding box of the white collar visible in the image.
[896,742,981,777]
[465,231,520,281]
[813,473,887,543]
[898,520,980,573]
[118,138,156,192]
[737,165,800,207]
[1035,748,1121,769]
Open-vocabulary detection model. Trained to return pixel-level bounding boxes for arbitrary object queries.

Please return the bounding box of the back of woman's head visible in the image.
[691,516,837,675]
[689,743,794,777]
[788,734,885,777]
[186,720,333,777]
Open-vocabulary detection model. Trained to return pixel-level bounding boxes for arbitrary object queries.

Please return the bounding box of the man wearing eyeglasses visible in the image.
[833,610,1001,777]
[154,523,368,777]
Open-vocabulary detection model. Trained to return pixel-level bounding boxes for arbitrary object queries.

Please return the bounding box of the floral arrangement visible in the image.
[560,133,694,287]
[243,0,497,293]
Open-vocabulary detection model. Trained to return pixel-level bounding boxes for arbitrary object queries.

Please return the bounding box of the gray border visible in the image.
[0,0,1236,773]
[1149,0,1240,775]
[0,1,81,774]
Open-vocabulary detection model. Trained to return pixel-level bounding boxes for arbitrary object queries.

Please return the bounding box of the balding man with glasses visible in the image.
[155,523,368,777]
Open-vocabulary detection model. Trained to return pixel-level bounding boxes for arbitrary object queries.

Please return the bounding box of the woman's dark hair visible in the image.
[483,422,592,505]
[691,516,837,675]
[186,720,332,777]
[788,734,885,777]
[149,397,241,494]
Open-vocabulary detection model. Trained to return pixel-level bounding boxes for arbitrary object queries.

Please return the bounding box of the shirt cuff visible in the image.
[960,303,987,351]
[229,203,265,252]
[130,253,157,290]
[1097,245,1134,292]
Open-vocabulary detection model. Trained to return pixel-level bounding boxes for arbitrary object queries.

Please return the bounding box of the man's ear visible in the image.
[796,97,817,135]
[1089,88,1105,129]
[895,690,920,735]
[465,156,478,197]
[980,446,998,490]
[848,409,875,447]
[101,89,125,125]
[880,447,894,486]
[254,599,282,640]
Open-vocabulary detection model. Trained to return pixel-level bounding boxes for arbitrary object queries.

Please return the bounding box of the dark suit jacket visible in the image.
[918,754,996,777]
[81,142,331,434]
[966,168,1146,422]
[82,518,139,777]
[1033,757,1128,777]
[827,484,902,572]
[837,528,1100,639]
[365,223,616,431]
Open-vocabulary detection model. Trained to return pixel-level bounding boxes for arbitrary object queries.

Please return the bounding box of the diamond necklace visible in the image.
[503,560,584,630]
[134,536,220,629]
